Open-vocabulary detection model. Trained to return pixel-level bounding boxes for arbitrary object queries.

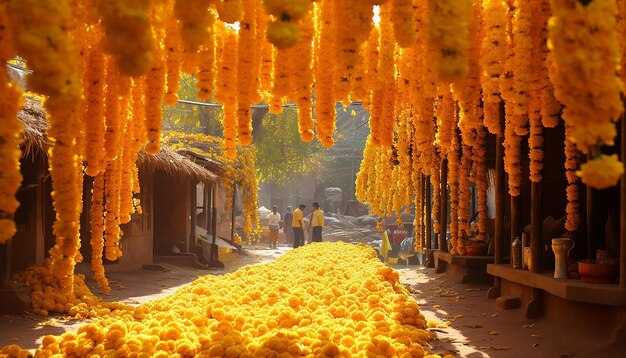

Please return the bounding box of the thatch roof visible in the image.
[17,97,219,183]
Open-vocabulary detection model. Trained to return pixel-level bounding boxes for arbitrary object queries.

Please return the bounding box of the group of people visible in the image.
[267,203,324,249]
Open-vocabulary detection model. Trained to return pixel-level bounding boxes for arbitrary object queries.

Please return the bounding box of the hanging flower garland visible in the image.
[89,173,110,293]
[195,11,217,101]
[430,167,441,237]
[174,0,215,53]
[8,0,84,283]
[95,0,155,76]
[447,132,461,255]
[263,0,312,49]
[0,14,23,244]
[549,0,624,188]
[236,0,259,146]
[428,0,472,83]
[292,15,315,142]
[313,0,336,147]
[480,0,508,136]
[510,0,532,135]
[216,27,239,158]
[474,128,488,241]
[564,124,579,232]
[391,0,416,48]
[164,16,183,105]
[333,0,372,103]
[457,144,472,253]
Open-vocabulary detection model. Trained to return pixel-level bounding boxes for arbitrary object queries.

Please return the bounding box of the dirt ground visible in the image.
[0,244,621,357]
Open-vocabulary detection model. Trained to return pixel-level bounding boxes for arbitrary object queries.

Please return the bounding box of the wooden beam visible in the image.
[424,176,433,250]
[530,182,543,272]
[619,114,626,289]
[439,158,448,251]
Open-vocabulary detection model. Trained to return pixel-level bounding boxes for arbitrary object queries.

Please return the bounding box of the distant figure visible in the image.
[309,202,324,243]
[283,206,293,246]
[292,204,306,248]
[268,206,281,249]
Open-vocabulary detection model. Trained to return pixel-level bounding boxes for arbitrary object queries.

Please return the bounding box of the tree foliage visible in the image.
[254,108,322,185]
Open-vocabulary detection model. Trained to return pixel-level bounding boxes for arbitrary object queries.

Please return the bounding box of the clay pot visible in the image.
[578,260,619,284]
[466,244,486,256]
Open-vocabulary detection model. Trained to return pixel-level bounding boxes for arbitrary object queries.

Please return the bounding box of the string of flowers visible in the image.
[95,0,155,76]
[8,0,84,284]
[89,173,110,293]
[292,15,315,142]
[216,27,239,158]
[236,0,259,146]
[195,11,217,101]
[0,7,23,244]
[564,124,579,232]
[427,0,472,83]
[313,0,336,147]
[480,0,508,136]
[549,0,625,189]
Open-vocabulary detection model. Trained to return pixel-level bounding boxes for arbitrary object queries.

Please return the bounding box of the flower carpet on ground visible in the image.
[1,242,448,357]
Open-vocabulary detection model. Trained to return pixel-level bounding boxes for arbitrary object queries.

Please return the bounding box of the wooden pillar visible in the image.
[439,158,448,251]
[230,185,236,243]
[530,182,543,272]
[619,114,626,289]
[495,133,505,265]
[425,176,432,250]
[586,184,594,260]
[0,242,10,288]
[190,180,197,249]
[510,195,520,264]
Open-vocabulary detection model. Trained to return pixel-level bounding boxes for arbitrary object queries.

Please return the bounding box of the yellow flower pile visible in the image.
[5,243,446,357]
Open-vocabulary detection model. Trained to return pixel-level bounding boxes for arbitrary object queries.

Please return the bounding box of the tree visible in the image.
[254,107,323,185]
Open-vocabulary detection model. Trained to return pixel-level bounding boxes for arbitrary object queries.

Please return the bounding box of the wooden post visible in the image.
[425,176,432,250]
[586,184,593,260]
[190,180,197,251]
[230,185,236,243]
[510,195,520,264]
[530,182,543,272]
[1,242,10,288]
[439,158,448,251]
[495,133,505,265]
[619,114,626,289]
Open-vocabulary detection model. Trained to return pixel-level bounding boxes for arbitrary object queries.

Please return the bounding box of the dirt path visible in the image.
[0,245,619,357]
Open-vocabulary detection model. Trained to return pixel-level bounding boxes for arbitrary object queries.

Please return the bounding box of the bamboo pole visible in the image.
[439,158,448,251]
[510,195,520,264]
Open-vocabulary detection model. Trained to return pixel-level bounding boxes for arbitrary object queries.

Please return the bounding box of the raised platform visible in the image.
[433,251,493,284]
[488,264,626,307]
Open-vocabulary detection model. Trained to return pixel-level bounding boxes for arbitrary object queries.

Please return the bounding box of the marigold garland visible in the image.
[196,11,217,101]
[549,0,624,189]
[89,173,110,293]
[313,0,336,147]
[564,124,579,232]
[428,0,472,83]
[95,0,155,76]
[164,16,183,106]
[480,0,508,136]
[0,56,23,245]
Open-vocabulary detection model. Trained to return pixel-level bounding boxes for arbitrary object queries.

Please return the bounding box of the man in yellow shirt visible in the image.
[292,204,306,248]
[309,202,324,243]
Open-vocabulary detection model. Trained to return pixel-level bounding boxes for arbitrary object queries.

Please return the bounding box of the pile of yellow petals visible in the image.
[5,242,448,357]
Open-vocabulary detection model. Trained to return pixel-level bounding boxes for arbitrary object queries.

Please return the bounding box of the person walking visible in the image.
[268,206,281,249]
[309,202,324,243]
[283,206,293,246]
[292,204,306,248]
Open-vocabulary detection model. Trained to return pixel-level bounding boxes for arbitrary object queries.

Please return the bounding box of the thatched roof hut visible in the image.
[17,97,219,183]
